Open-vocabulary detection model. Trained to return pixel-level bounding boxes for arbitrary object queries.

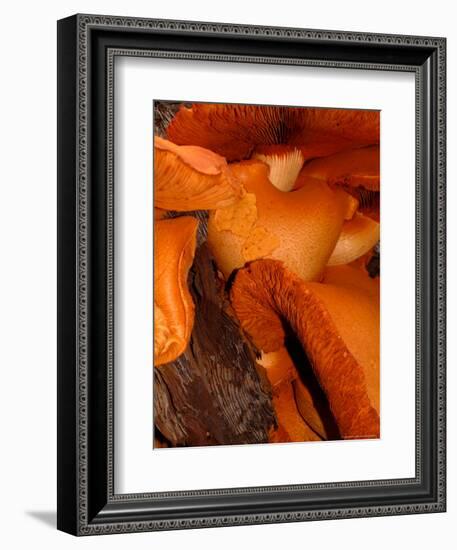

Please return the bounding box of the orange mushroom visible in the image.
[154,216,199,366]
[293,376,337,440]
[207,160,357,281]
[327,213,380,266]
[295,145,379,191]
[322,263,379,301]
[287,108,380,157]
[258,347,336,442]
[269,382,322,443]
[167,104,286,161]
[231,259,379,439]
[167,103,379,162]
[295,145,380,221]
[256,347,297,389]
[154,136,243,211]
[154,207,168,220]
[253,145,305,192]
[292,146,380,265]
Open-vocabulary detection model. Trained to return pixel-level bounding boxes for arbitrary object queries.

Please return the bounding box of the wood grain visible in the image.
[154,244,276,447]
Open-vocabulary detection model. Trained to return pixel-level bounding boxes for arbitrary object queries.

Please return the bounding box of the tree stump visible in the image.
[154,244,276,447]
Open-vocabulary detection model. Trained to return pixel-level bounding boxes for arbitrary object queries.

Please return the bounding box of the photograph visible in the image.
[153,101,381,448]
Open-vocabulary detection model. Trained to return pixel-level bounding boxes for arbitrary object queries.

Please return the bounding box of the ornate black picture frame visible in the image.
[57,14,446,535]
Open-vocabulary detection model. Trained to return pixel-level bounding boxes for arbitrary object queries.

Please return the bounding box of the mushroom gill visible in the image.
[253,145,305,192]
[154,216,199,366]
[167,103,286,161]
[154,136,243,211]
[231,259,380,439]
[167,103,379,162]
[287,111,380,160]
[207,160,356,281]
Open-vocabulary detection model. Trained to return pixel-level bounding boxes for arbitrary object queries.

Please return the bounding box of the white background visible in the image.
[0,1,455,549]
[115,58,415,493]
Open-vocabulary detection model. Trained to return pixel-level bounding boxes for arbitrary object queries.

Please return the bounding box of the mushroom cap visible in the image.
[287,110,380,160]
[293,376,336,440]
[258,346,340,441]
[154,136,243,211]
[154,207,168,220]
[308,275,380,416]
[327,213,380,266]
[295,145,380,223]
[167,103,379,162]
[207,160,354,281]
[322,263,380,302]
[154,216,199,366]
[231,259,379,439]
[269,382,322,443]
[295,145,380,192]
[256,347,297,389]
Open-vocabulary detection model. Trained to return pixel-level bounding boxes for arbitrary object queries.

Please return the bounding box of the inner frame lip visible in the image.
[112,54,416,496]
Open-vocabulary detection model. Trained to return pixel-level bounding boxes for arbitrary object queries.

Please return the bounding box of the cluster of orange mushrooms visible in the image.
[154,103,380,443]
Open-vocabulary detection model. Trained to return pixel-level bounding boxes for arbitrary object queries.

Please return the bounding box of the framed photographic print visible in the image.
[57,14,446,535]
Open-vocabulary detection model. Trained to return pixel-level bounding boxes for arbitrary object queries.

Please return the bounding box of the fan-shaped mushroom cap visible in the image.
[231,259,379,439]
[167,103,379,162]
[295,145,380,192]
[154,216,199,366]
[207,160,355,281]
[154,136,243,211]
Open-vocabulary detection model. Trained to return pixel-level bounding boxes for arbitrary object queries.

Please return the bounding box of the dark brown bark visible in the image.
[154,244,276,447]
[154,100,192,137]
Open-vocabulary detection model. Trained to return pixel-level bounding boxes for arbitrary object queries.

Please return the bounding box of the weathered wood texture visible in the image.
[154,100,191,137]
[154,244,276,447]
